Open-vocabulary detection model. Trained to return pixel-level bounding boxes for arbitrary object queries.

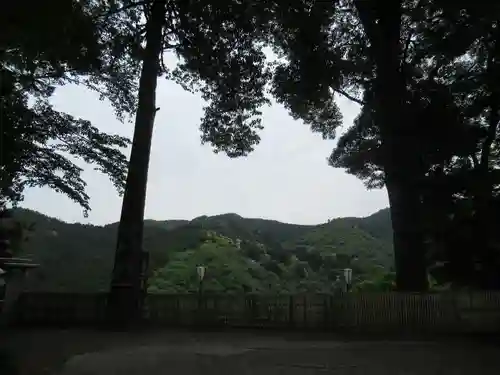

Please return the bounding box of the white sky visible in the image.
[21,63,389,226]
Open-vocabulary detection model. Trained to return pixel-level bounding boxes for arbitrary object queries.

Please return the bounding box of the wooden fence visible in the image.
[12,291,500,333]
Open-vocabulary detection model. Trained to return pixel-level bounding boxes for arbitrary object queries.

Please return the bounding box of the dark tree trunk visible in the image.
[106,0,166,329]
[472,31,500,288]
[356,0,428,291]
[474,99,499,289]
[385,177,428,291]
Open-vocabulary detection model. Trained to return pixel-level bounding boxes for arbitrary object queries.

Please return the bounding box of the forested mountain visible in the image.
[12,208,393,293]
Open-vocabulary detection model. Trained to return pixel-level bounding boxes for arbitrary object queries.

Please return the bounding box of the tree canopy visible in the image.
[326,1,500,289]
[259,0,500,290]
[0,0,140,214]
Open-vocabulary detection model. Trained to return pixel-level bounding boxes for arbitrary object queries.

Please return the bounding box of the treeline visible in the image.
[4,209,393,293]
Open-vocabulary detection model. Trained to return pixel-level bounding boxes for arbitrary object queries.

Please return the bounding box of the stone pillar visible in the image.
[0,268,26,325]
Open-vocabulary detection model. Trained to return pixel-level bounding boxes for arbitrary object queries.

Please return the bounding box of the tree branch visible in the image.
[471,152,480,168]
[334,88,365,105]
[98,0,152,20]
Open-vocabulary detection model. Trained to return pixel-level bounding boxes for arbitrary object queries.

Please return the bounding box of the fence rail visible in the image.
[12,291,500,333]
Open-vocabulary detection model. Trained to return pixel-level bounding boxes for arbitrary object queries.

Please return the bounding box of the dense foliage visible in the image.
[252,1,500,290]
[0,1,138,214]
[326,2,500,289]
[12,208,393,293]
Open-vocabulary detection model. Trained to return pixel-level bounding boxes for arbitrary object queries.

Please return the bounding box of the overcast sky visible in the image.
[21,66,389,226]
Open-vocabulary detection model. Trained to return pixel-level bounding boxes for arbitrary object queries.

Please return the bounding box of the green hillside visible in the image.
[11,208,394,293]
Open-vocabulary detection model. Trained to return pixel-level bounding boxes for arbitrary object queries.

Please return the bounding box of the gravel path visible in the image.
[4,329,500,375]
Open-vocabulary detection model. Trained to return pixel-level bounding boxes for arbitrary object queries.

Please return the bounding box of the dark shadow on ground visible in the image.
[2,328,500,375]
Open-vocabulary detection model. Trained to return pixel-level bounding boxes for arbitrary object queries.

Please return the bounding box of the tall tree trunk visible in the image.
[475,99,499,289]
[473,31,500,288]
[107,0,166,328]
[356,0,428,291]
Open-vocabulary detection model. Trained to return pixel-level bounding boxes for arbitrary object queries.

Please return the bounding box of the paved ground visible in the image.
[3,329,500,375]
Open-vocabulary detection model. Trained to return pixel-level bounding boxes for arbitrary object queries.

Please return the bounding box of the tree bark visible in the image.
[355,0,428,291]
[107,0,166,328]
[473,30,500,288]
[474,100,499,289]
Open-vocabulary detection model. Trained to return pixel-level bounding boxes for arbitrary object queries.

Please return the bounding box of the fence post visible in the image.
[329,295,334,329]
[251,294,258,324]
[303,295,307,328]
[323,295,328,329]
[289,295,295,328]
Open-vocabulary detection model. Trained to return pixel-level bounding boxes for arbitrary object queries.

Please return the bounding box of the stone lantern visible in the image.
[0,213,39,325]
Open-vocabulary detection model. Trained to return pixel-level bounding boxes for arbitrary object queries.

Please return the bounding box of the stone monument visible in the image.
[0,211,38,325]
